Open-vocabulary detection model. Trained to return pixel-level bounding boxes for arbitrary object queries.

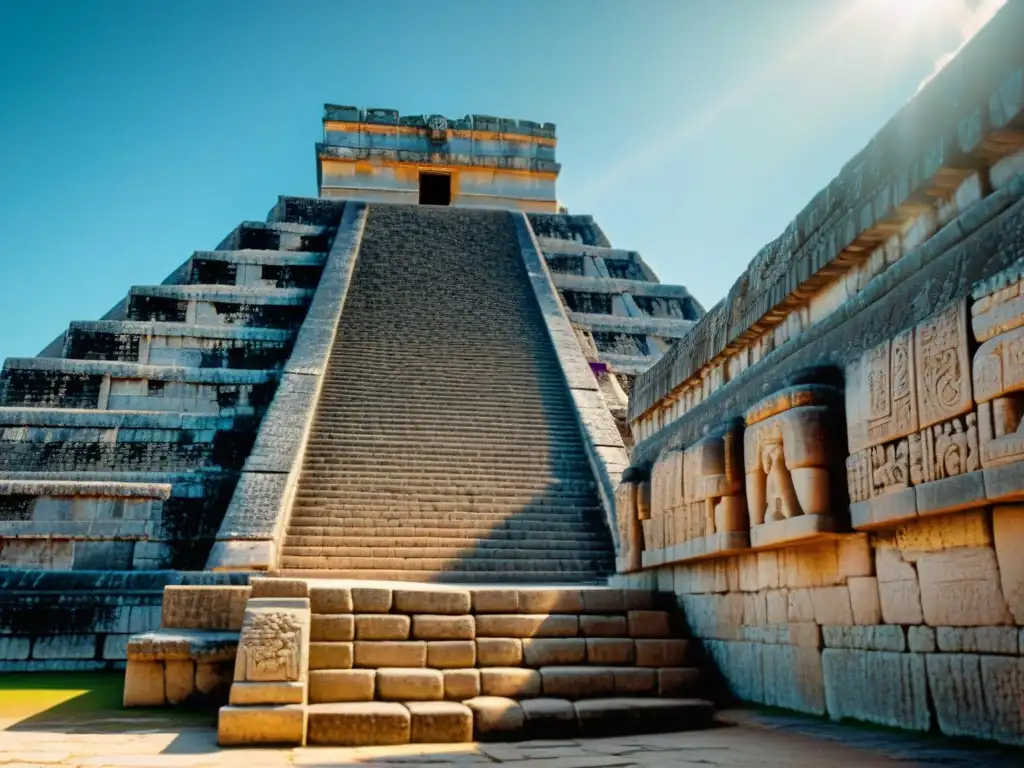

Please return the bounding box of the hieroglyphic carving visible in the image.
[915,299,972,429]
[649,448,684,547]
[237,607,304,683]
[871,438,910,495]
[744,384,836,527]
[846,450,872,503]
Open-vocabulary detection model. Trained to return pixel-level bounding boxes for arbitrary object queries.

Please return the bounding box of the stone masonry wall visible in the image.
[612,506,1023,745]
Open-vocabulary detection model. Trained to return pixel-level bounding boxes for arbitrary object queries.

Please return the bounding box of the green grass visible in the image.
[0,672,216,732]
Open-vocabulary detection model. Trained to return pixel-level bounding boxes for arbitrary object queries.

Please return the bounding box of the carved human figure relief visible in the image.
[744,384,836,528]
[973,323,1024,468]
[683,422,746,537]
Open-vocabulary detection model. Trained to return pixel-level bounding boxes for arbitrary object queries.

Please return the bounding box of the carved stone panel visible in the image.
[234,598,310,684]
[915,299,972,429]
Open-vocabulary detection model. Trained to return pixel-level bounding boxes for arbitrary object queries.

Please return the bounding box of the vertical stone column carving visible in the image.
[614,469,644,573]
[744,383,840,547]
[846,299,980,527]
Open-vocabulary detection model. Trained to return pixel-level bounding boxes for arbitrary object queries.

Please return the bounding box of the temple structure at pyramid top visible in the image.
[316,105,561,210]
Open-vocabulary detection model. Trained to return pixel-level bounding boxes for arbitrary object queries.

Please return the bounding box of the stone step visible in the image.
[278,568,612,584]
[301,696,714,745]
[284,534,610,549]
[285,519,605,535]
[282,544,611,560]
[291,489,598,505]
[288,503,607,518]
[295,477,596,492]
[311,455,591,472]
[277,555,614,573]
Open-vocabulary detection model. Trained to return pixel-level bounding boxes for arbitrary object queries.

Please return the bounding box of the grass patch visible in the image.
[0,672,216,732]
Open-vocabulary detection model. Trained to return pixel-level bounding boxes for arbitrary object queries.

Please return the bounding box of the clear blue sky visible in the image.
[0,0,988,357]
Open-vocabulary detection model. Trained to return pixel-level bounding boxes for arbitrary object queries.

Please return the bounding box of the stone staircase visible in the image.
[219,580,714,746]
[279,206,615,582]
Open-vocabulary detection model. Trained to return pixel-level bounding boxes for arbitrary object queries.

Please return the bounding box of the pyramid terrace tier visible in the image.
[0,358,277,414]
[126,285,314,329]
[62,321,294,368]
[188,250,326,289]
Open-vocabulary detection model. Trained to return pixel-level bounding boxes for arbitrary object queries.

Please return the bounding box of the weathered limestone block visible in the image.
[627,610,670,638]
[393,589,471,615]
[464,696,525,736]
[375,668,443,701]
[218,704,306,746]
[762,644,826,715]
[993,505,1024,623]
[306,702,410,746]
[611,667,657,695]
[847,577,882,625]
[426,641,475,669]
[540,666,615,698]
[703,641,764,703]
[822,650,930,731]
[355,614,410,640]
[123,659,165,707]
[309,586,353,614]
[161,586,250,631]
[744,384,839,546]
[351,586,392,613]
[164,659,196,704]
[229,681,305,705]
[659,666,701,697]
[308,642,352,670]
[924,653,1024,744]
[407,701,473,743]
[522,638,586,666]
[520,698,577,738]
[822,625,906,652]
[579,615,627,637]
[915,547,1013,626]
[443,669,480,701]
[811,586,854,626]
[908,625,936,653]
[875,546,924,625]
[936,627,1019,654]
[476,638,522,666]
[411,615,474,640]
[233,598,310,685]
[517,589,584,614]
[311,614,354,642]
[582,588,626,613]
[353,641,426,668]
[635,639,687,667]
[250,579,308,599]
[479,667,542,698]
[471,589,518,613]
[474,614,578,638]
[586,638,635,665]
[308,669,375,703]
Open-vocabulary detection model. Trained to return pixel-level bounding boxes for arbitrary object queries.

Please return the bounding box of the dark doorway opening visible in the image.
[419,172,451,206]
